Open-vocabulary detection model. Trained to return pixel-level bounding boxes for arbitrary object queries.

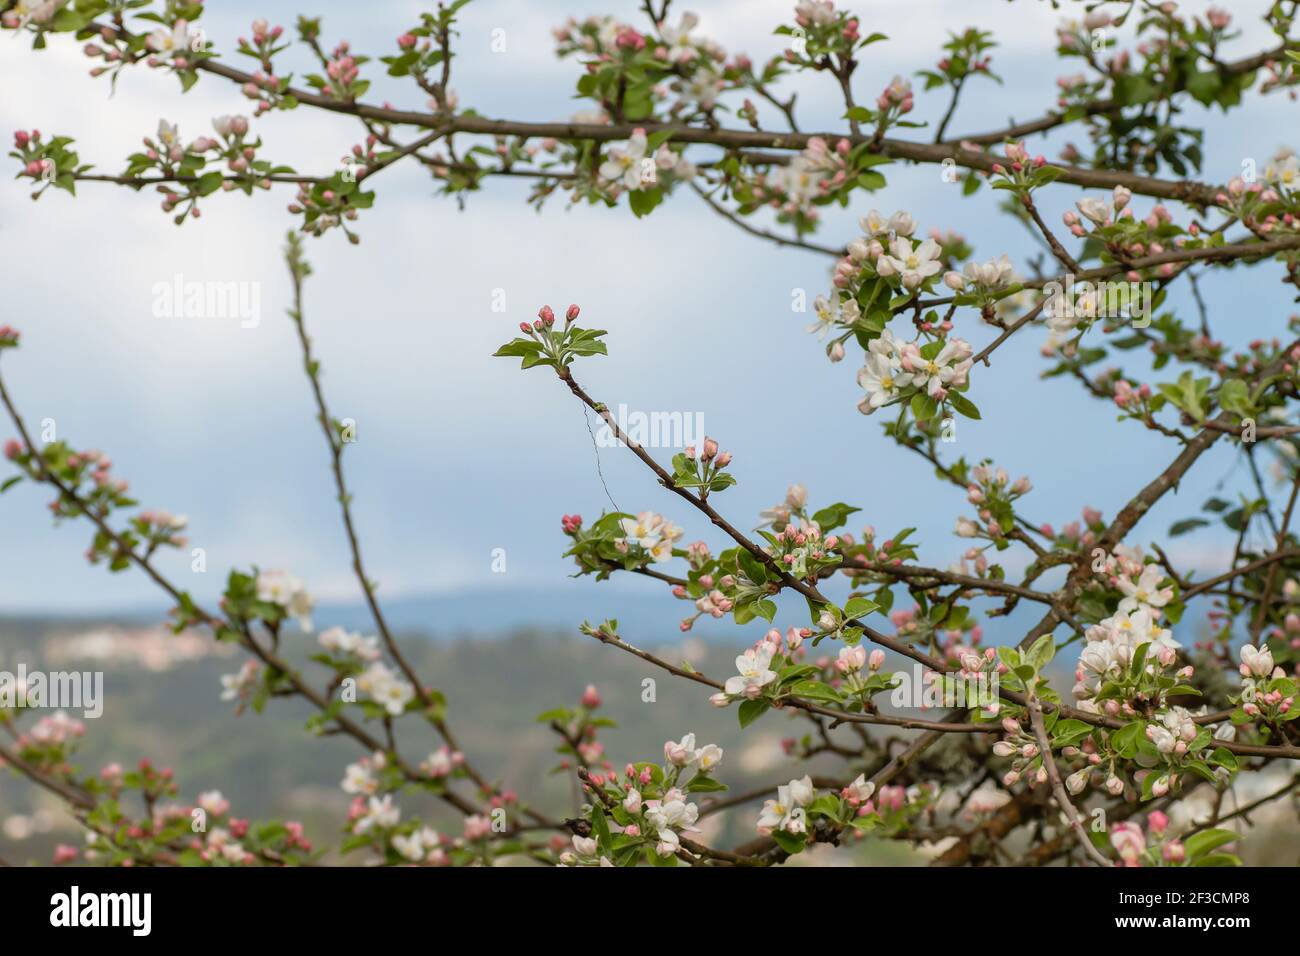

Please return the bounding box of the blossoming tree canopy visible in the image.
[2,0,1300,869]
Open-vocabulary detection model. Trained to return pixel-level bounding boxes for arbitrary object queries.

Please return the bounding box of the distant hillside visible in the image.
[0,619,921,866]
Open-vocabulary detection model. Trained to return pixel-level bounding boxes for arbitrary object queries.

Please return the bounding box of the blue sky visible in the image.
[0,0,1295,622]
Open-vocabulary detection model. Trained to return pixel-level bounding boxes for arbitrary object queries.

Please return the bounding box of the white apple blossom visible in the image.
[598,129,650,191]
[654,144,696,180]
[796,0,836,27]
[882,237,943,289]
[357,662,416,716]
[219,660,258,702]
[900,338,973,398]
[888,211,917,236]
[808,292,859,338]
[146,20,191,55]
[354,794,400,834]
[694,742,724,771]
[255,570,314,632]
[644,788,701,856]
[1265,152,1299,191]
[961,254,1015,290]
[660,12,702,63]
[319,626,382,661]
[342,758,378,795]
[157,120,180,150]
[1240,643,1274,678]
[857,352,914,413]
[392,827,442,863]
[664,732,697,766]
[676,67,724,110]
[723,645,778,698]
[616,511,683,562]
[1116,564,1174,613]
[842,773,875,805]
[756,775,815,834]
[859,209,891,237]
[1075,195,1112,225]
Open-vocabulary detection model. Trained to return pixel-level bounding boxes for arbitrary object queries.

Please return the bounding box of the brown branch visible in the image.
[1027,697,1113,866]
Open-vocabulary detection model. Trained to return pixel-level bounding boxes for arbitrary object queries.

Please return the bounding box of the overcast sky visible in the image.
[0,0,1295,620]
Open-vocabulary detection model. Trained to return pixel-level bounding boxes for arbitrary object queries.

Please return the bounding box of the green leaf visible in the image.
[811,502,860,532]
[1051,719,1094,748]
[1025,634,1055,672]
[195,171,225,196]
[684,774,728,793]
[1208,747,1238,772]
[946,389,981,420]
[910,391,938,422]
[1218,378,1254,416]
[770,829,806,855]
[843,597,879,620]
[738,698,770,728]
[1183,828,1238,861]
[1110,720,1145,759]
[628,186,663,218]
[789,679,844,704]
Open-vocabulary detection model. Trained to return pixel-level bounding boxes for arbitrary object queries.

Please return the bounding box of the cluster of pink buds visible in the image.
[0,324,19,348]
[23,711,86,748]
[420,745,465,778]
[681,541,710,571]
[954,644,998,677]
[1205,7,1233,30]
[211,113,251,144]
[288,184,360,239]
[1111,813,1189,866]
[777,521,837,561]
[241,70,284,115]
[800,136,852,189]
[875,785,908,813]
[82,26,127,78]
[520,303,580,335]
[876,75,913,114]
[11,130,53,182]
[694,587,734,618]
[560,513,583,534]
[281,820,312,853]
[684,436,732,468]
[615,26,646,51]
[889,606,920,637]
[322,41,363,98]
[52,844,79,864]
[990,141,1047,178]
[240,18,284,58]
[992,716,1048,788]
[1211,176,1284,234]
[136,509,189,547]
[944,52,990,73]
[1112,378,1152,409]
